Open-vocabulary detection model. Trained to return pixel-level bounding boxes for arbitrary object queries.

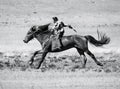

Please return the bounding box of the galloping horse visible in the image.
[23,24,110,69]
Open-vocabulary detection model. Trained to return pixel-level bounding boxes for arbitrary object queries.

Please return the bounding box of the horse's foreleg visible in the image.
[76,48,87,68]
[86,50,103,66]
[29,50,40,65]
[36,51,48,69]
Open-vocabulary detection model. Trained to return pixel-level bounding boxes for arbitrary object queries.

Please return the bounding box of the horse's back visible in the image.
[62,35,87,47]
[62,35,86,41]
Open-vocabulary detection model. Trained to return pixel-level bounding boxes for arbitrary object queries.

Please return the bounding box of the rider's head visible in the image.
[52,17,58,22]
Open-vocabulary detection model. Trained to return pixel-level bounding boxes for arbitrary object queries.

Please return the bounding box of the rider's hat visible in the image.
[52,17,58,21]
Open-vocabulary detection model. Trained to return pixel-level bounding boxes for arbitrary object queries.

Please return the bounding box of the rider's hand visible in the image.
[68,25,77,32]
[68,25,73,29]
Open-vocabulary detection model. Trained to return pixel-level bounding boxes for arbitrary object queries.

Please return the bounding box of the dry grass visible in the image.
[0,51,120,89]
[0,51,120,73]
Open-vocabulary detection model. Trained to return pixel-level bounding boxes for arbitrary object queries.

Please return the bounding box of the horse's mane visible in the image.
[30,23,51,35]
[38,23,50,31]
[31,23,52,35]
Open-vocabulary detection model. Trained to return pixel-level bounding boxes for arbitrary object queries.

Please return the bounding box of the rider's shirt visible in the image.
[53,21,64,32]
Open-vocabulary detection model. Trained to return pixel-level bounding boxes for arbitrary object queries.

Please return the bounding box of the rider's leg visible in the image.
[59,29,64,48]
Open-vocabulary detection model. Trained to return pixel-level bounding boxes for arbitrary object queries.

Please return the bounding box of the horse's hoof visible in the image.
[97,62,103,66]
[36,66,40,69]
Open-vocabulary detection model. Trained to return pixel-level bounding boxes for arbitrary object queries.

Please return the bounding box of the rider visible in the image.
[52,17,77,49]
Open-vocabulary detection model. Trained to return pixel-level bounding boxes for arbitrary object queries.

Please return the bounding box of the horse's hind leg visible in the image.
[85,50,103,66]
[80,54,87,68]
[76,48,87,68]
[82,54,87,68]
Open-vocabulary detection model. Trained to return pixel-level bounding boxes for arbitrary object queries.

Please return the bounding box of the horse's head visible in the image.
[23,24,51,43]
[23,26,39,43]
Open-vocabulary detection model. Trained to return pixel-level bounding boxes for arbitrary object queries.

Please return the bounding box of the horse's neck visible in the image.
[35,33,51,45]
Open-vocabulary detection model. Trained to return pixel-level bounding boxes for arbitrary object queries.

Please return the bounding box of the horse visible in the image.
[23,24,110,69]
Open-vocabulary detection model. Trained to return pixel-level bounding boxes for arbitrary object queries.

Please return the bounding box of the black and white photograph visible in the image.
[0,0,120,89]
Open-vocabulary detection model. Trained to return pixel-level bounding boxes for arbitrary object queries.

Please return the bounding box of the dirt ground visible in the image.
[0,52,120,89]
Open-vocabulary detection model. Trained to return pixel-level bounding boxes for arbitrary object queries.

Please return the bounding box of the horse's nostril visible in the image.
[23,40,27,43]
[23,40,25,42]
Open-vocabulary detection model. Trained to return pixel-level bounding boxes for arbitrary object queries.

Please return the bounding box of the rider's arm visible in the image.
[62,22,77,32]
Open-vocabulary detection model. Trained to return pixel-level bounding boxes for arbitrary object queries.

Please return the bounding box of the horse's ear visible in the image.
[31,26,36,31]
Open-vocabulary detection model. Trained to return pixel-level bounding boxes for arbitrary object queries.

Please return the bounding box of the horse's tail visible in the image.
[85,31,110,47]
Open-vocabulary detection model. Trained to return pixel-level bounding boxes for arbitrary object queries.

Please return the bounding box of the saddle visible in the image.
[42,34,62,51]
[42,34,62,50]
[51,35,61,50]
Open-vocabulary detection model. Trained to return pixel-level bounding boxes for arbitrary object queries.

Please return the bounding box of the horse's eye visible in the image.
[32,28,36,32]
